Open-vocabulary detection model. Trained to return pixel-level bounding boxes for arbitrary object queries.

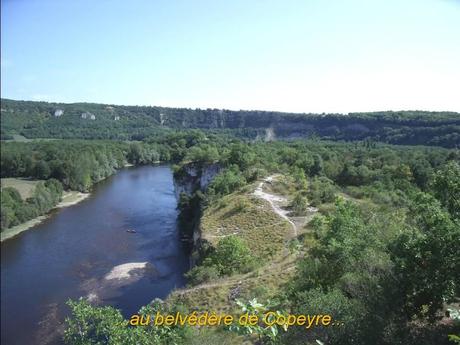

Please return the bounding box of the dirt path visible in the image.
[253,175,298,236]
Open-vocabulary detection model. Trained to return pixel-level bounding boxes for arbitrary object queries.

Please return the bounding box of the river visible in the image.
[1,165,190,345]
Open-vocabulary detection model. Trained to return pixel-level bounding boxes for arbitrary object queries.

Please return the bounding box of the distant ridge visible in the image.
[1,98,459,147]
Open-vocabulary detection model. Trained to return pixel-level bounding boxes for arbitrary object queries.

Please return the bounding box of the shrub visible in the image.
[208,167,246,196]
[307,176,337,206]
[212,236,254,275]
[290,193,308,216]
[185,264,220,285]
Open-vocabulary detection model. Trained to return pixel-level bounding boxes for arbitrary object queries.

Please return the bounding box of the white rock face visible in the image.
[265,127,276,141]
[175,163,222,197]
[54,109,64,117]
[81,112,96,120]
[200,164,221,189]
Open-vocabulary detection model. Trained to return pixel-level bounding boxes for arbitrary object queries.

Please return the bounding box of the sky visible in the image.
[1,0,460,113]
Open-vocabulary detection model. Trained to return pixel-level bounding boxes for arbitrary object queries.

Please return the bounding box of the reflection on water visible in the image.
[1,166,189,345]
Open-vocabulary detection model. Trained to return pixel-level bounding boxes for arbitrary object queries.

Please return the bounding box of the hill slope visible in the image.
[1,98,459,147]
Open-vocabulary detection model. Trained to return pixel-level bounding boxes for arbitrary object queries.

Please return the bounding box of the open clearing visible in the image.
[3,134,61,142]
[1,178,44,199]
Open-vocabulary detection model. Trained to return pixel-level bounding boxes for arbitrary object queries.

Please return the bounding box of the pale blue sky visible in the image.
[1,0,460,113]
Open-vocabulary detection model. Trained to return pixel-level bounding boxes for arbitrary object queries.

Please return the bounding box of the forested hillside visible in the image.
[1,99,459,147]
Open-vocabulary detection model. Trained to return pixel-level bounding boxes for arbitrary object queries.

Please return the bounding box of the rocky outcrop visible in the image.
[173,162,222,266]
[81,112,96,120]
[174,162,221,198]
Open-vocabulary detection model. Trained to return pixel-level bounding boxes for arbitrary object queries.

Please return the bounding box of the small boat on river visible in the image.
[126,229,137,233]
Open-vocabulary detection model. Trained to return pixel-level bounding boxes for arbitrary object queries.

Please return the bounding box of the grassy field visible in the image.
[167,175,305,314]
[201,186,292,260]
[1,177,44,199]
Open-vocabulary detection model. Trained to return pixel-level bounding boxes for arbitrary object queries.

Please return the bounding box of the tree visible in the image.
[291,167,308,190]
[307,176,336,206]
[211,236,253,275]
[310,154,324,176]
[389,193,460,320]
[431,161,460,219]
[410,159,433,190]
[227,143,255,170]
[284,288,367,345]
[64,299,129,345]
[34,160,51,179]
[291,193,308,216]
[64,299,187,345]
[208,167,246,196]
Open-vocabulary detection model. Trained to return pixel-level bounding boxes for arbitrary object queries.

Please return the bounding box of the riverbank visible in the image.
[56,191,90,208]
[0,191,90,242]
[1,165,188,345]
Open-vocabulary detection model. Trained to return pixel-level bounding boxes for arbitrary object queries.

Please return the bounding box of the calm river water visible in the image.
[1,165,189,345]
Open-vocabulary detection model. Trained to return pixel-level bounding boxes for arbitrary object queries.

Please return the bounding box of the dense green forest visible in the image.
[1,98,459,147]
[1,127,459,343]
[0,139,167,230]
